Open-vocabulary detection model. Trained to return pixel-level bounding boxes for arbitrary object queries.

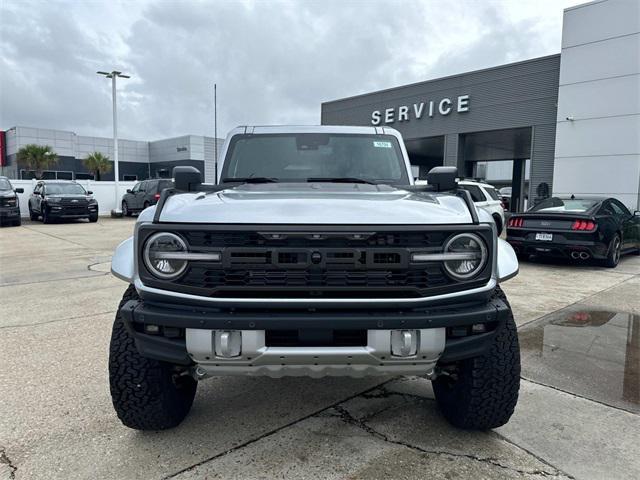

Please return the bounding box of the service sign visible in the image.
[371,95,470,125]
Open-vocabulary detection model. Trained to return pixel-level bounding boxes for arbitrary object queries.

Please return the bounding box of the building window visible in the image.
[20,169,74,180]
[123,174,138,181]
[75,173,95,180]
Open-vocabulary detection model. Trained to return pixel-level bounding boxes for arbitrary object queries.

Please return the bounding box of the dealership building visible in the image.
[322,0,640,211]
[0,127,223,184]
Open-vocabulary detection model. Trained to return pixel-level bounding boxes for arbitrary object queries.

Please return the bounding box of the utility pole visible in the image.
[214,83,218,184]
[97,70,130,214]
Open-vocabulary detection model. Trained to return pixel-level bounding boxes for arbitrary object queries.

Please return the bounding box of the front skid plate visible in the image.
[187,328,445,378]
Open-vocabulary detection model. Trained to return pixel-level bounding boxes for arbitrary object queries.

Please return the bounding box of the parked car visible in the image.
[499,187,511,210]
[121,179,173,216]
[28,180,99,223]
[506,196,640,267]
[109,125,521,432]
[458,180,506,234]
[0,176,24,227]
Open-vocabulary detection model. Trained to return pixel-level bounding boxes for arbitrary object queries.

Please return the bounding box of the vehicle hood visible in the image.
[46,194,91,200]
[157,183,473,225]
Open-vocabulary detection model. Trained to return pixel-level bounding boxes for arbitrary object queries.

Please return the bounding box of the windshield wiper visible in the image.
[306,177,378,185]
[221,177,279,184]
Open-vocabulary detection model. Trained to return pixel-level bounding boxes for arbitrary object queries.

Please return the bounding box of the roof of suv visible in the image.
[458,180,496,188]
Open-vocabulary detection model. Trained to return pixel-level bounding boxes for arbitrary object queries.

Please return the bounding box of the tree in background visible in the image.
[16,144,57,179]
[83,152,112,181]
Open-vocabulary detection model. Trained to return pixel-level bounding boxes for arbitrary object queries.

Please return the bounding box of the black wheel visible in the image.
[122,201,131,217]
[13,217,22,226]
[603,234,621,268]
[29,206,38,221]
[42,207,51,224]
[143,201,150,210]
[432,286,520,430]
[109,285,197,430]
[89,213,98,223]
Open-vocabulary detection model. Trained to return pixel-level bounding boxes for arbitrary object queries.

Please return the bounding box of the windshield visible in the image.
[44,183,87,195]
[221,133,409,184]
[0,179,11,190]
[529,197,599,213]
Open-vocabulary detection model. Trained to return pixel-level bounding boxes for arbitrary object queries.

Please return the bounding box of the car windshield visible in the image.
[0,179,12,190]
[529,197,599,213]
[45,183,87,195]
[485,187,500,200]
[221,133,409,184]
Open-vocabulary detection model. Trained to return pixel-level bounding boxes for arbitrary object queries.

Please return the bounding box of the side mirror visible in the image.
[634,210,640,217]
[14,188,24,194]
[174,166,202,192]
[87,190,93,195]
[126,189,132,194]
[426,166,458,191]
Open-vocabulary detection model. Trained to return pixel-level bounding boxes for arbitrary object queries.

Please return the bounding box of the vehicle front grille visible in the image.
[58,198,89,214]
[0,198,17,207]
[138,225,493,299]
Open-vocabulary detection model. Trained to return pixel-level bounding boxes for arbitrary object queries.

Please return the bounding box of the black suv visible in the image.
[121,179,173,216]
[0,176,24,227]
[28,180,99,223]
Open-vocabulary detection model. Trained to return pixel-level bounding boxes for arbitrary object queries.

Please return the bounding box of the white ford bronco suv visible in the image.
[109,125,520,431]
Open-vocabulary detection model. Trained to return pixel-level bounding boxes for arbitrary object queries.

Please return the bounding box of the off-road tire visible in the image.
[603,234,621,268]
[432,286,520,430]
[109,285,197,430]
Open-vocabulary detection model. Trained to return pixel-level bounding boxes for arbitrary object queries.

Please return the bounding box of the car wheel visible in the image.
[603,234,621,268]
[42,207,51,224]
[432,286,520,430]
[89,213,99,223]
[29,206,38,221]
[122,201,131,217]
[109,285,197,430]
[13,217,22,227]
[143,201,150,210]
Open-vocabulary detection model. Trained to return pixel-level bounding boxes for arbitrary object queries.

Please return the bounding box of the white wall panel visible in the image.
[559,33,640,85]
[555,115,640,158]
[562,0,640,48]
[556,74,640,120]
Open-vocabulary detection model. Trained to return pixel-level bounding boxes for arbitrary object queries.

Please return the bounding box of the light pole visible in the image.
[97,70,130,215]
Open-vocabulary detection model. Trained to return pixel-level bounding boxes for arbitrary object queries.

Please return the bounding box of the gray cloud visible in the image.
[0,0,578,141]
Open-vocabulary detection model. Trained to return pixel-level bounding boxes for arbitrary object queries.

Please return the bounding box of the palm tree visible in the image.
[16,144,57,179]
[83,152,112,181]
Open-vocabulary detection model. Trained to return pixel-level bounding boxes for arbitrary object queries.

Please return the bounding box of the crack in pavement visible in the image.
[329,404,573,479]
[161,380,394,479]
[521,377,639,416]
[0,447,17,480]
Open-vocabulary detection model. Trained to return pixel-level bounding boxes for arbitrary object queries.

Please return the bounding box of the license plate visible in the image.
[535,233,553,241]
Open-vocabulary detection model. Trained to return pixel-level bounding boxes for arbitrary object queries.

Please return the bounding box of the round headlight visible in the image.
[443,233,488,280]
[143,232,188,279]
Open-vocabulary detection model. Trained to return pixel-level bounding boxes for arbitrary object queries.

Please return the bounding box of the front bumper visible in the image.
[0,207,20,220]
[47,204,97,218]
[119,294,510,377]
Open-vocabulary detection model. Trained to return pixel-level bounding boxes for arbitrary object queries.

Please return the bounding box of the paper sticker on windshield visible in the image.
[373,141,392,148]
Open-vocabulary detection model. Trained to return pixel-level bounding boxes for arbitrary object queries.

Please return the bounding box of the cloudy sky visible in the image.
[1,0,584,141]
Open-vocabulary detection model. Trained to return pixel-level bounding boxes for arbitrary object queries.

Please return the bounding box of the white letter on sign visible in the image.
[398,106,409,121]
[371,110,381,125]
[438,98,452,115]
[457,95,470,112]
[384,108,395,124]
[413,102,424,119]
